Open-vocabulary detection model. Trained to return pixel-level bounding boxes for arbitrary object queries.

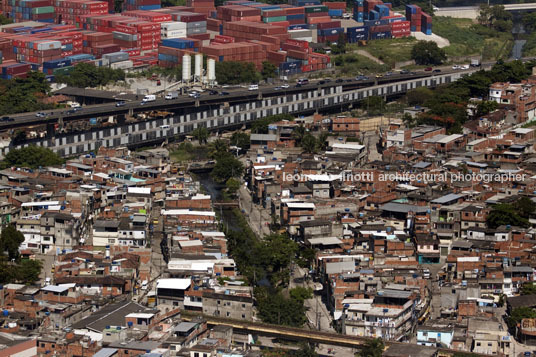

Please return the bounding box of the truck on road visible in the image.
[141,94,156,104]
[470,58,481,67]
[165,91,179,100]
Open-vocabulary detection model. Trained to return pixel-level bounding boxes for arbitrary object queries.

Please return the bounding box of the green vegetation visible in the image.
[227,208,312,327]
[192,127,209,145]
[0,146,64,169]
[507,307,536,331]
[230,132,250,151]
[251,114,294,134]
[161,0,186,6]
[0,226,42,284]
[477,4,513,33]
[211,152,243,184]
[0,71,53,116]
[330,32,347,55]
[55,62,125,88]
[411,41,446,65]
[487,197,536,229]
[216,61,262,84]
[263,344,318,357]
[225,178,240,198]
[521,283,536,295]
[356,338,385,357]
[332,53,390,76]
[432,17,513,60]
[0,15,13,25]
[409,60,535,133]
[357,37,417,68]
[170,142,209,163]
[262,61,278,80]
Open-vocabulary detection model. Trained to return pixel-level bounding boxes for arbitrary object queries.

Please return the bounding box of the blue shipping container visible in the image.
[328,9,343,17]
[288,24,309,29]
[318,27,344,36]
[364,19,389,26]
[369,10,379,20]
[162,38,195,49]
[370,31,391,40]
[347,26,368,35]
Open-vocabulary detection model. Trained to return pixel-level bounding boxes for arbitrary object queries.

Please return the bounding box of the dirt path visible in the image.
[356,49,385,64]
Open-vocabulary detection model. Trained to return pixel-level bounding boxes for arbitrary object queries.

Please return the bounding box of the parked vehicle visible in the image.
[165,91,179,100]
[297,78,309,85]
[66,101,81,108]
[433,69,441,73]
[424,67,433,71]
[281,83,290,89]
[248,84,259,91]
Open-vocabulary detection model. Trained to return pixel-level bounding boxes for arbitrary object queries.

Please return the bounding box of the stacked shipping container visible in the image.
[2,0,55,23]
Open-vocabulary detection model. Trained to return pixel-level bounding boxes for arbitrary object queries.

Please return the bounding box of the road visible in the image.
[0,67,476,130]
[290,265,335,333]
[238,184,271,237]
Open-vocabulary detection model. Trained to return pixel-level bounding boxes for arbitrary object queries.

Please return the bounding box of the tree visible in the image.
[207,139,229,160]
[301,133,318,154]
[475,100,498,118]
[297,247,316,268]
[507,307,536,331]
[251,114,294,134]
[259,233,298,286]
[0,15,12,25]
[191,127,208,145]
[261,61,278,81]
[292,125,307,146]
[331,32,347,55]
[317,131,329,151]
[411,41,446,66]
[478,4,512,32]
[225,178,240,197]
[521,283,536,295]
[362,96,385,116]
[0,71,53,116]
[16,259,42,284]
[0,226,24,261]
[513,196,536,219]
[215,61,261,85]
[230,132,250,151]
[487,203,529,229]
[255,288,308,327]
[289,287,313,304]
[0,146,64,169]
[55,62,125,88]
[211,153,244,184]
[406,87,433,106]
[357,338,385,357]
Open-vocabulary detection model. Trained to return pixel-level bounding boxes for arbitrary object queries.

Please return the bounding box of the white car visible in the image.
[461,64,470,70]
[452,65,461,70]
[281,83,289,89]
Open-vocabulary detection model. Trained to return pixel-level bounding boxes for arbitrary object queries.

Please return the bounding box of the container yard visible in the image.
[0,0,431,81]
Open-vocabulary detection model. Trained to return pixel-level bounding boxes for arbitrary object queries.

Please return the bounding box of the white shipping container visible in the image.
[290,37,313,42]
[161,29,188,39]
[36,40,62,51]
[161,21,187,31]
[289,29,313,38]
[110,60,133,70]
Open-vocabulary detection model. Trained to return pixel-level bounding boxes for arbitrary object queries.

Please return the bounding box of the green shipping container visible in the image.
[32,6,55,14]
[263,16,287,23]
[305,5,328,13]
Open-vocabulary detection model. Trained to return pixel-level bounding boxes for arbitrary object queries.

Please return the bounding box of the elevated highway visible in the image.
[435,3,536,19]
[1,68,480,157]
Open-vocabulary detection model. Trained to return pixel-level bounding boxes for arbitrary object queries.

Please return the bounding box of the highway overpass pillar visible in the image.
[46,123,55,138]
[128,108,134,116]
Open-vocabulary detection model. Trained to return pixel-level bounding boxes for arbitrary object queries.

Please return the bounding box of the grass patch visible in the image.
[352,37,418,67]
[170,142,208,163]
[433,17,513,60]
[332,53,391,76]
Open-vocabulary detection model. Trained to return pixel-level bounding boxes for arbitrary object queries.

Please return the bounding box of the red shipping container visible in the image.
[323,2,346,10]
[317,20,341,29]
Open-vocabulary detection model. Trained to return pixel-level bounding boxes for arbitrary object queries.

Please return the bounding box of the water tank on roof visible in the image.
[507,225,511,230]
[386,227,391,232]
[344,303,349,308]
[45,312,50,316]
[2,310,8,317]
[128,321,133,327]
[345,208,350,212]
[383,308,389,313]
[116,326,121,330]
